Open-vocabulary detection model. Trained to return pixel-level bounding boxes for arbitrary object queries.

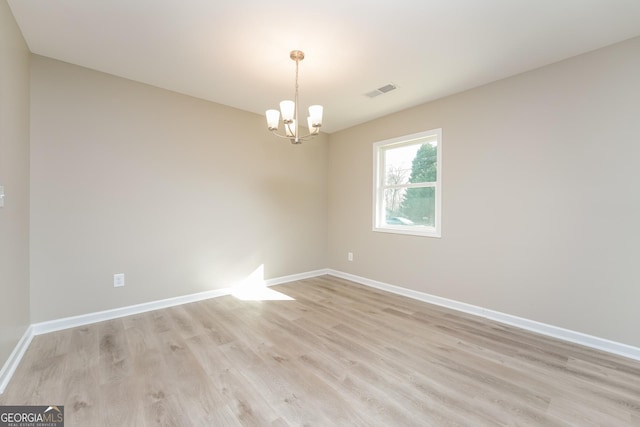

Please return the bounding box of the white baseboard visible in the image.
[31,288,235,336]
[326,269,640,362]
[0,325,34,394]
[265,269,330,287]
[3,267,638,395]
[32,268,330,336]
[1,268,329,394]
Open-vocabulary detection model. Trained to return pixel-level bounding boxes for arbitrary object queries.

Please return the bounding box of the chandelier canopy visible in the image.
[265,50,323,144]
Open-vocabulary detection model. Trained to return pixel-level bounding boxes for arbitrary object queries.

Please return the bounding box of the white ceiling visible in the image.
[8,0,640,133]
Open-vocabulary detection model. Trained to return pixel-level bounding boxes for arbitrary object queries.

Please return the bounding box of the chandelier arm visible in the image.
[295,131,320,140]
[284,121,294,139]
[269,129,320,142]
[269,130,293,139]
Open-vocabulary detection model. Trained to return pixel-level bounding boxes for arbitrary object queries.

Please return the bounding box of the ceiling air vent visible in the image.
[365,83,397,98]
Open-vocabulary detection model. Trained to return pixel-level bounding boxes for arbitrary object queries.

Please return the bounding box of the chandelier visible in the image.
[265,50,323,144]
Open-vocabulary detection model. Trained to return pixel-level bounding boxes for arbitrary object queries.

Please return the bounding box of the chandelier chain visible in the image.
[294,56,300,143]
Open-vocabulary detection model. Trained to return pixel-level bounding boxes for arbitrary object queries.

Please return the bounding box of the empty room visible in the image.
[1,1,640,425]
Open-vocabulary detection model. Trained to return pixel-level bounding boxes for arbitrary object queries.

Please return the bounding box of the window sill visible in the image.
[372,226,441,238]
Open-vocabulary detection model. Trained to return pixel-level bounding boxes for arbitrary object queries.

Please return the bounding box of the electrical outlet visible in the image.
[348,252,353,262]
[113,273,125,287]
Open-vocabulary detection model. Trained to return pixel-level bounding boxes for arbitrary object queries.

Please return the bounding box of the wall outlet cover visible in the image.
[113,273,125,287]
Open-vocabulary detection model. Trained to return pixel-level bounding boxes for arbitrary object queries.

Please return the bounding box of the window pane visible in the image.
[383,144,419,186]
[383,187,407,219]
[384,187,436,227]
[384,142,437,185]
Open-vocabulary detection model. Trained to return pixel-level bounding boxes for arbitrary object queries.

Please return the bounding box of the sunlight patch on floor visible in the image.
[231,264,294,301]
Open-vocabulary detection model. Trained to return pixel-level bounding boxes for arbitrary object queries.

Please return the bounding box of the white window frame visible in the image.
[372,129,442,238]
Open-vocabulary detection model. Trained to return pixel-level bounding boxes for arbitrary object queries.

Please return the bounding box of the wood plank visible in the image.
[1,275,639,426]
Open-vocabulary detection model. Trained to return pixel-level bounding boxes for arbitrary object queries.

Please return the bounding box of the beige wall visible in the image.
[29,56,328,322]
[6,13,640,356]
[0,1,30,367]
[328,37,640,347]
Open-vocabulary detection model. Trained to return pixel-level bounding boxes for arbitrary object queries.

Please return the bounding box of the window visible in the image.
[373,129,442,237]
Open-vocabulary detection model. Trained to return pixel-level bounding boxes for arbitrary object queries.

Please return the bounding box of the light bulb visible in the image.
[265,109,280,130]
[280,100,295,122]
[308,105,323,127]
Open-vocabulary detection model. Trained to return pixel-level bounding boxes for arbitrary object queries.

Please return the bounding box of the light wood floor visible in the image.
[1,276,639,426]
